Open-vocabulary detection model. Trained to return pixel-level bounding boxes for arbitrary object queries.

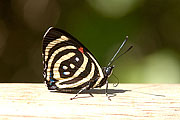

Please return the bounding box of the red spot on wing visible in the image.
[78,47,84,53]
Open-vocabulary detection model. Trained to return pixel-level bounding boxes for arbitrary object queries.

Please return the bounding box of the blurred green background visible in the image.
[0,0,179,83]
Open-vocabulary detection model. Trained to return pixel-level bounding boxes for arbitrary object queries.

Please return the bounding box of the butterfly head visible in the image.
[103,65,115,77]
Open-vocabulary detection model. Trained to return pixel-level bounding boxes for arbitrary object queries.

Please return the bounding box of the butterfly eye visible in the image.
[75,57,79,62]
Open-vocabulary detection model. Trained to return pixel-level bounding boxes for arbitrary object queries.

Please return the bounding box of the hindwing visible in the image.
[42,27,105,90]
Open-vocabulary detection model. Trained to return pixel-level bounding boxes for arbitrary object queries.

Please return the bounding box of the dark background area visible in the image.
[0,0,179,83]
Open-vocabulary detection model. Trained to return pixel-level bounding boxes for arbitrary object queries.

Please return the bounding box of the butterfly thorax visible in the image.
[94,65,114,88]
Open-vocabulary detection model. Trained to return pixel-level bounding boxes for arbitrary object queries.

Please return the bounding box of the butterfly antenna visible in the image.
[107,36,128,67]
[113,45,133,63]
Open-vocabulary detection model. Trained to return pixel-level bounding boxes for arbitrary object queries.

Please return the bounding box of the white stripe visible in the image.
[43,27,53,38]
[44,36,69,61]
[46,46,76,80]
[56,62,95,88]
[55,53,88,82]
[86,53,104,88]
[52,52,75,79]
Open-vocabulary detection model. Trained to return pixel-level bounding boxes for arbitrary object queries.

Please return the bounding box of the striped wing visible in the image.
[42,27,104,90]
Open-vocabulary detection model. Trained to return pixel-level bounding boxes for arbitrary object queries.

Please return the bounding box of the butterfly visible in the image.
[42,27,132,100]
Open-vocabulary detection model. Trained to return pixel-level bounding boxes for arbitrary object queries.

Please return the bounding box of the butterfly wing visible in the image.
[42,27,105,91]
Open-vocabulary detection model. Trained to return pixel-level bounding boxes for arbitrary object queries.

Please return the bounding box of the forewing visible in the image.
[42,27,104,90]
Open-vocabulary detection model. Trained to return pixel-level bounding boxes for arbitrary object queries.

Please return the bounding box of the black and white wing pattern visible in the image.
[42,27,106,91]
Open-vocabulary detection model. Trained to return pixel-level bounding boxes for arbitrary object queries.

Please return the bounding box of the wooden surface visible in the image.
[0,83,180,120]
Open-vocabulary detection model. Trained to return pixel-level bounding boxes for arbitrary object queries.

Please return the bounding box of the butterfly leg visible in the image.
[70,86,90,100]
[105,80,111,101]
[105,80,117,101]
[88,89,94,97]
[88,82,95,97]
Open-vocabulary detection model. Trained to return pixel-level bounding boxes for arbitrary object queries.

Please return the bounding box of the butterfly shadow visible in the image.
[51,88,131,100]
[51,85,166,100]
[52,88,130,94]
[83,89,130,94]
